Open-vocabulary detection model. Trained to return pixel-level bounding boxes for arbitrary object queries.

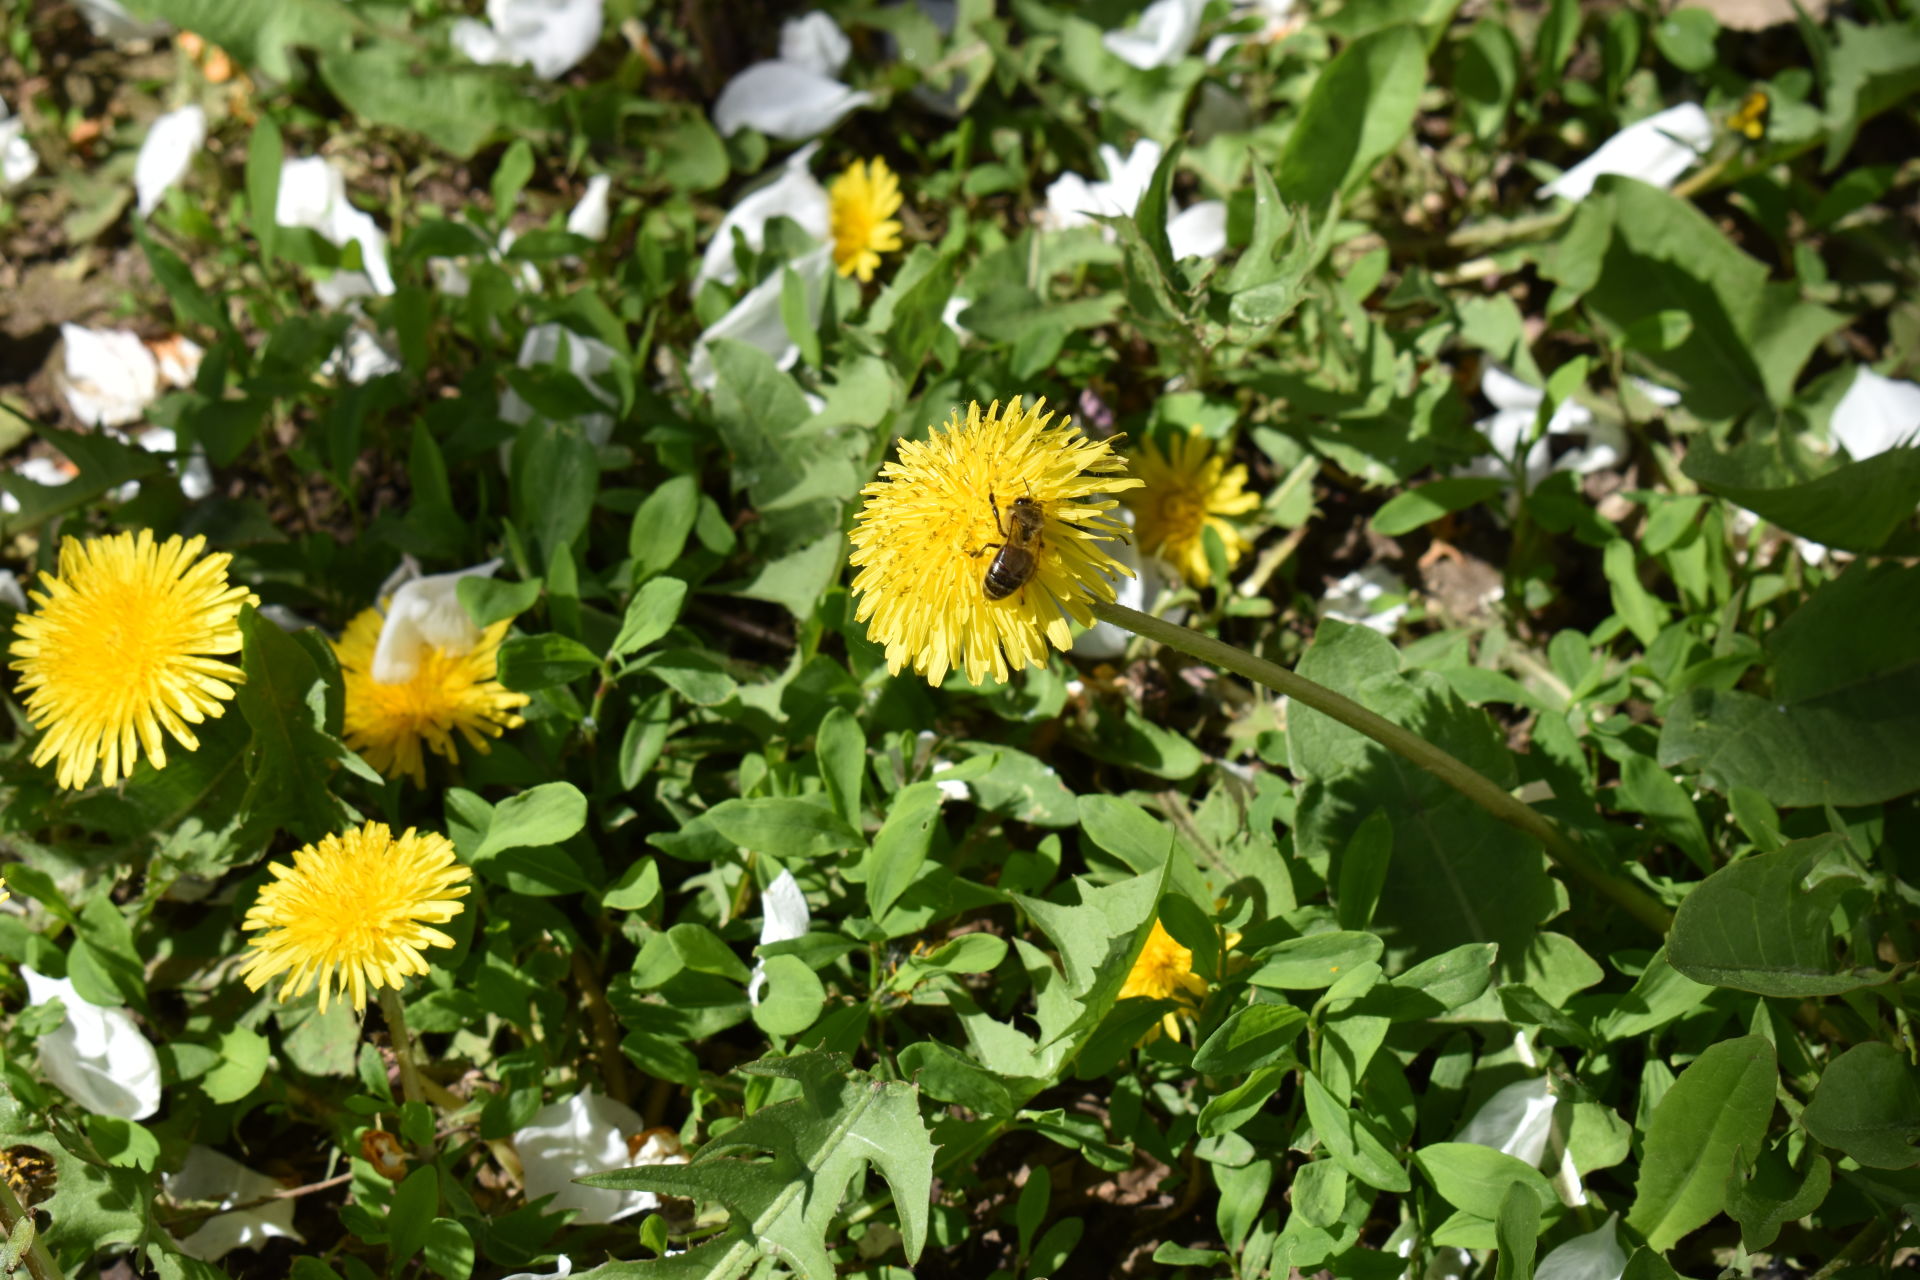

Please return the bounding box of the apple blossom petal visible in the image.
[1456,1076,1557,1167]
[712,61,873,140]
[166,1146,304,1262]
[1323,565,1410,636]
[780,11,852,77]
[1166,199,1228,259]
[1540,103,1713,203]
[1829,366,1920,460]
[453,0,603,79]
[23,967,163,1121]
[567,174,613,240]
[688,246,833,390]
[135,104,206,216]
[749,870,812,1005]
[57,325,161,427]
[371,559,504,684]
[514,1092,683,1224]
[692,145,830,292]
[1103,0,1207,69]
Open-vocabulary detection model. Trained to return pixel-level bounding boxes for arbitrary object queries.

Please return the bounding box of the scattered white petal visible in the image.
[132,427,215,501]
[0,97,40,190]
[749,870,812,1006]
[150,334,204,389]
[22,967,162,1121]
[3,455,75,514]
[1456,1076,1556,1167]
[452,0,603,79]
[942,295,972,340]
[713,61,873,140]
[1540,103,1712,203]
[1463,364,1624,488]
[514,1092,680,1224]
[1829,366,1920,460]
[780,11,852,77]
[1536,1215,1627,1280]
[1628,376,1683,408]
[1167,199,1228,260]
[0,570,25,610]
[1103,0,1207,69]
[371,559,503,684]
[500,1258,574,1280]
[1045,139,1163,231]
[72,0,170,41]
[500,323,621,446]
[134,105,206,217]
[1323,565,1409,636]
[692,144,831,293]
[429,257,472,296]
[688,245,833,391]
[566,174,613,240]
[275,156,396,299]
[166,1146,303,1262]
[323,328,404,385]
[57,325,160,428]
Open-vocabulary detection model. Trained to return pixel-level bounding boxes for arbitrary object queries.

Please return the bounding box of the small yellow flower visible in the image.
[1729,89,1769,141]
[333,608,528,787]
[848,397,1142,686]
[8,531,257,790]
[1124,429,1259,587]
[829,157,903,283]
[1119,919,1210,1043]
[237,822,471,1014]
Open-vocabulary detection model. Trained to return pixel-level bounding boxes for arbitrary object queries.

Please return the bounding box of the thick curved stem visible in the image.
[1089,600,1673,936]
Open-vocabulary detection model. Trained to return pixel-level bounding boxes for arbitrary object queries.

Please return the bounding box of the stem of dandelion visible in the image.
[0,1172,65,1280]
[378,985,429,1113]
[1088,600,1674,937]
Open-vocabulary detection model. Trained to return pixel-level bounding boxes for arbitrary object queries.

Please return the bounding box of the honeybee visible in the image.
[973,491,1045,600]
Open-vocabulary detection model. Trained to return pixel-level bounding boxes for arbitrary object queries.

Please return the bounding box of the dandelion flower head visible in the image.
[1124,428,1259,587]
[848,397,1142,686]
[237,822,471,1013]
[829,157,903,283]
[8,530,257,790]
[334,607,528,787]
[1118,918,1210,1043]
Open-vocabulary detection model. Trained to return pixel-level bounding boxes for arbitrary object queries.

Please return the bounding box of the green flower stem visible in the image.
[378,986,429,1112]
[0,1172,64,1280]
[1089,600,1674,937]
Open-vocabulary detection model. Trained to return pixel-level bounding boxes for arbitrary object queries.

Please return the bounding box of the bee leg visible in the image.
[990,492,1008,538]
[968,541,1002,560]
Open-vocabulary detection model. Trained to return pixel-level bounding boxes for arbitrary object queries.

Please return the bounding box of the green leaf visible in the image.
[1726,1147,1831,1251]
[235,607,365,842]
[1413,1143,1558,1220]
[1684,441,1920,553]
[387,1166,438,1270]
[472,783,588,860]
[1277,26,1427,208]
[1371,478,1507,536]
[1290,621,1556,961]
[1800,1042,1920,1169]
[457,575,541,628]
[1626,1035,1777,1251]
[1302,1070,1410,1192]
[750,957,826,1037]
[1191,1003,1309,1075]
[200,1027,271,1104]
[584,1053,935,1280]
[612,578,690,660]
[1658,563,1920,806]
[1492,1178,1541,1280]
[865,782,943,922]
[319,44,558,157]
[246,115,283,260]
[1246,932,1385,990]
[1667,836,1885,995]
[704,798,862,860]
[140,0,359,82]
[0,426,167,536]
[497,633,601,691]
[1603,539,1667,647]
[424,1218,474,1280]
[1822,19,1920,170]
[511,419,601,563]
[630,475,701,581]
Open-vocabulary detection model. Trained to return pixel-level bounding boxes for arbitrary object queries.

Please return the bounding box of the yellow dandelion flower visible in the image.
[237,822,471,1014]
[1124,429,1260,587]
[1119,919,1211,1043]
[829,157,903,283]
[8,530,257,790]
[848,397,1142,686]
[333,608,528,788]
[1728,89,1769,141]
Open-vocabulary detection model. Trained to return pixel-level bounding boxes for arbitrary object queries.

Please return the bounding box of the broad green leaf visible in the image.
[611,578,690,660]
[473,783,589,860]
[1684,440,1920,553]
[865,782,943,922]
[200,1027,270,1104]
[1800,1042,1920,1169]
[235,608,365,842]
[1191,1003,1308,1075]
[704,798,862,860]
[1822,19,1920,170]
[0,427,166,536]
[319,44,558,157]
[497,633,600,691]
[1413,1143,1557,1220]
[1727,1147,1831,1251]
[1277,26,1428,208]
[585,1053,934,1280]
[1246,932,1385,990]
[1370,477,1507,536]
[1492,1179,1541,1280]
[1667,837,1885,996]
[630,475,702,581]
[1626,1035,1777,1251]
[1302,1070,1410,1192]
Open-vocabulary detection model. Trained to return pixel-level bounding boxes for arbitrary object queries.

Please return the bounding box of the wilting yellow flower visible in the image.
[848,397,1141,686]
[829,157,903,283]
[1119,919,1211,1043]
[238,822,471,1014]
[333,608,528,787]
[1125,429,1259,587]
[8,531,257,790]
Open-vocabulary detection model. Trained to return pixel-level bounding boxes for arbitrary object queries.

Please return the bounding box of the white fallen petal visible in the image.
[275,156,395,299]
[514,1091,682,1224]
[1322,565,1409,636]
[1456,1076,1556,1168]
[0,570,26,611]
[1466,364,1612,488]
[712,61,873,140]
[1829,366,1920,460]
[3,455,75,514]
[780,10,852,77]
[1103,0,1207,69]
[1536,1215,1627,1280]
[499,323,621,447]
[749,870,812,1005]
[166,1146,303,1262]
[135,105,205,216]
[23,967,162,1121]
[1166,199,1228,259]
[942,295,972,340]
[371,559,503,684]
[71,0,170,40]
[132,427,215,502]
[1,98,40,190]
[323,328,403,385]
[1628,376,1683,408]
[429,257,472,296]
[1045,139,1164,231]
[57,325,160,427]
[453,0,603,79]
[688,245,833,390]
[692,145,831,293]
[566,174,613,240]
[500,1259,574,1280]
[1540,103,1713,203]
[150,335,204,388]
